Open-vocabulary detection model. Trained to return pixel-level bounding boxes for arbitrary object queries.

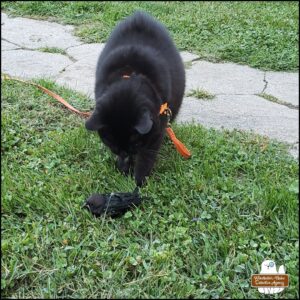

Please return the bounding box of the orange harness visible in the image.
[123,73,191,159]
[2,74,191,159]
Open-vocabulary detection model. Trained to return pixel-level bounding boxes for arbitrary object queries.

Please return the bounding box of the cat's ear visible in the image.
[134,109,153,135]
[85,110,103,131]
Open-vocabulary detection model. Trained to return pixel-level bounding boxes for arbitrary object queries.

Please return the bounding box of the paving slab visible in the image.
[56,43,105,97]
[1,12,81,49]
[265,71,299,106]
[185,60,265,95]
[177,95,299,145]
[1,49,72,79]
[66,43,105,61]
[1,12,8,23]
[55,57,98,98]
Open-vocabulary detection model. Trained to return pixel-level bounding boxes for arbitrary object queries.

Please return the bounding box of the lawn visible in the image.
[1,1,299,71]
[1,78,299,298]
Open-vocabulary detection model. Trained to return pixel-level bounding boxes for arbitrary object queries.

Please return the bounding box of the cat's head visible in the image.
[85,76,161,157]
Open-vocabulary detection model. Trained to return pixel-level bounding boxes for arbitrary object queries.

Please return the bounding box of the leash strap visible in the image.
[2,74,191,158]
[159,103,191,159]
[1,74,91,118]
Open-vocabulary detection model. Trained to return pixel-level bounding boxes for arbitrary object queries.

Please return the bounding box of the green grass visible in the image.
[1,79,299,298]
[38,47,67,55]
[2,1,299,71]
[187,88,215,100]
[257,92,299,110]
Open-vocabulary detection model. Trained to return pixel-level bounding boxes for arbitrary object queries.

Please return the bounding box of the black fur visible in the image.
[86,11,185,186]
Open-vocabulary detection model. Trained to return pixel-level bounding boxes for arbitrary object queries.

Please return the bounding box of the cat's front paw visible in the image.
[135,174,147,187]
[116,156,132,175]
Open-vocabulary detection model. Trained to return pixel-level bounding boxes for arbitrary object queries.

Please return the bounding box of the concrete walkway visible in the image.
[1,12,299,158]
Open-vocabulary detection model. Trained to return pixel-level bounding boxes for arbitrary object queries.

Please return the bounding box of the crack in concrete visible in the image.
[56,53,94,76]
[256,93,299,110]
[275,102,298,110]
[64,43,86,51]
[261,71,268,93]
[187,92,268,97]
[64,53,77,63]
[191,57,201,62]
[1,37,24,48]
[56,60,77,77]
[256,72,298,110]
[186,90,299,111]
[2,37,79,80]
[2,47,22,51]
[2,37,77,64]
[191,56,224,64]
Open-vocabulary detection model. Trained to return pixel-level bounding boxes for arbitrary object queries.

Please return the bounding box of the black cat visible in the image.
[86,11,185,186]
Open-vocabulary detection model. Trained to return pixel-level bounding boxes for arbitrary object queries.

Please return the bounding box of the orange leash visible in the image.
[1,74,91,118]
[165,127,191,159]
[2,74,191,159]
[159,102,191,159]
